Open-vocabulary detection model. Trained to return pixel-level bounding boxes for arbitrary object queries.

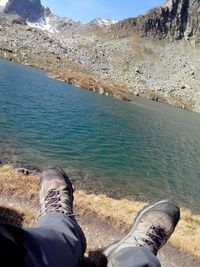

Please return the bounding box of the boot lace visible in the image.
[142,225,165,254]
[45,189,62,213]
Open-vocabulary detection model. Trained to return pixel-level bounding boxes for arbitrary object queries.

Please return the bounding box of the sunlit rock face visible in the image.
[110,0,199,41]
[136,0,200,40]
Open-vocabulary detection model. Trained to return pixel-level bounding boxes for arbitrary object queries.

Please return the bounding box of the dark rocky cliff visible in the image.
[4,0,45,22]
[109,0,200,41]
[137,0,199,40]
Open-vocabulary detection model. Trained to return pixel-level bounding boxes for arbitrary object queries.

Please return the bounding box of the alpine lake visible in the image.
[1,60,200,211]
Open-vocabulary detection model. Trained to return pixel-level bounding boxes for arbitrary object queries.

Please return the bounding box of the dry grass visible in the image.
[75,190,200,258]
[169,95,194,110]
[144,89,165,103]
[75,190,145,229]
[0,165,200,257]
[49,70,131,101]
[0,205,36,227]
[0,164,39,200]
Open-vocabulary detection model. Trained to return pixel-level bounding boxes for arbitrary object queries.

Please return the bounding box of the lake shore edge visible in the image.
[0,55,194,112]
[0,164,200,261]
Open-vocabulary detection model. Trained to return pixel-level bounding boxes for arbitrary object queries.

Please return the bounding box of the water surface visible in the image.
[1,60,200,211]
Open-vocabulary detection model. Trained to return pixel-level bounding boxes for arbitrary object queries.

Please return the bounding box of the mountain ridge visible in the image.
[1,0,200,40]
[107,0,199,41]
[1,0,117,32]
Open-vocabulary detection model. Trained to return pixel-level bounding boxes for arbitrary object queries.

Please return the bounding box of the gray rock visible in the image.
[4,0,45,23]
[109,0,200,41]
[15,168,30,176]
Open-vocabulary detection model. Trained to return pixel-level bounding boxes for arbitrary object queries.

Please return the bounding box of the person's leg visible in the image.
[104,200,180,267]
[105,247,161,267]
[0,223,27,266]
[23,167,86,267]
[0,167,86,267]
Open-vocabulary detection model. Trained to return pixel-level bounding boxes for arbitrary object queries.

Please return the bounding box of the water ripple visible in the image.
[1,60,200,211]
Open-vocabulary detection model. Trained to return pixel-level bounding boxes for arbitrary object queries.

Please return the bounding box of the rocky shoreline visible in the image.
[0,13,200,112]
[48,70,131,101]
[0,160,138,201]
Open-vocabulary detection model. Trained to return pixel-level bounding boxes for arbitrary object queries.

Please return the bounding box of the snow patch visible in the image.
[27,15,79,34]
[27,13,117,34]
[89,18,117,27]
[27,17,57,33]
[0,0,8,7]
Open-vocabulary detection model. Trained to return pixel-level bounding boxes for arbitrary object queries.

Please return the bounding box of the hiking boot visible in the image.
[39,167,74,217]
[104,200,180,258]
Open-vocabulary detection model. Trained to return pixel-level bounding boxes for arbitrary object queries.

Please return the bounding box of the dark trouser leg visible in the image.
[0,223,27,267]
[107,247,161,267]
[23,212,86,267]
[0,213,86,267]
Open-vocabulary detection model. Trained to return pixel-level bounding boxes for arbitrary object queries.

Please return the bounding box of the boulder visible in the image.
[15,168,30,176]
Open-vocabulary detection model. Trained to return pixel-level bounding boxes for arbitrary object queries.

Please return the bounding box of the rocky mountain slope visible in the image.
[0,0,199,111]
[108,0,200,41]
[141,0,200,40]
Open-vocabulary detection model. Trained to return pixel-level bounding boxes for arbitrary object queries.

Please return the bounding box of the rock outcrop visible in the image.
[110,0,200,41]
[88,18,117,28]
[4,0,45,22]
[137,0,200,40]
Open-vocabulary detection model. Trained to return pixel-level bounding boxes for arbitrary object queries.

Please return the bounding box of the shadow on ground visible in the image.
[84,250,107,267]
[0,205,24,226]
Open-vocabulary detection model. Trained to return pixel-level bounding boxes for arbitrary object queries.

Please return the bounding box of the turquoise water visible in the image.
[1,60,200,211]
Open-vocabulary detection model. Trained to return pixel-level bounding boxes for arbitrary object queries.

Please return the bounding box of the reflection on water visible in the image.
[1,60,200,211]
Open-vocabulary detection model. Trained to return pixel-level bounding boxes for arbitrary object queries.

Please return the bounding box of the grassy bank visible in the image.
[0,165,200,258]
